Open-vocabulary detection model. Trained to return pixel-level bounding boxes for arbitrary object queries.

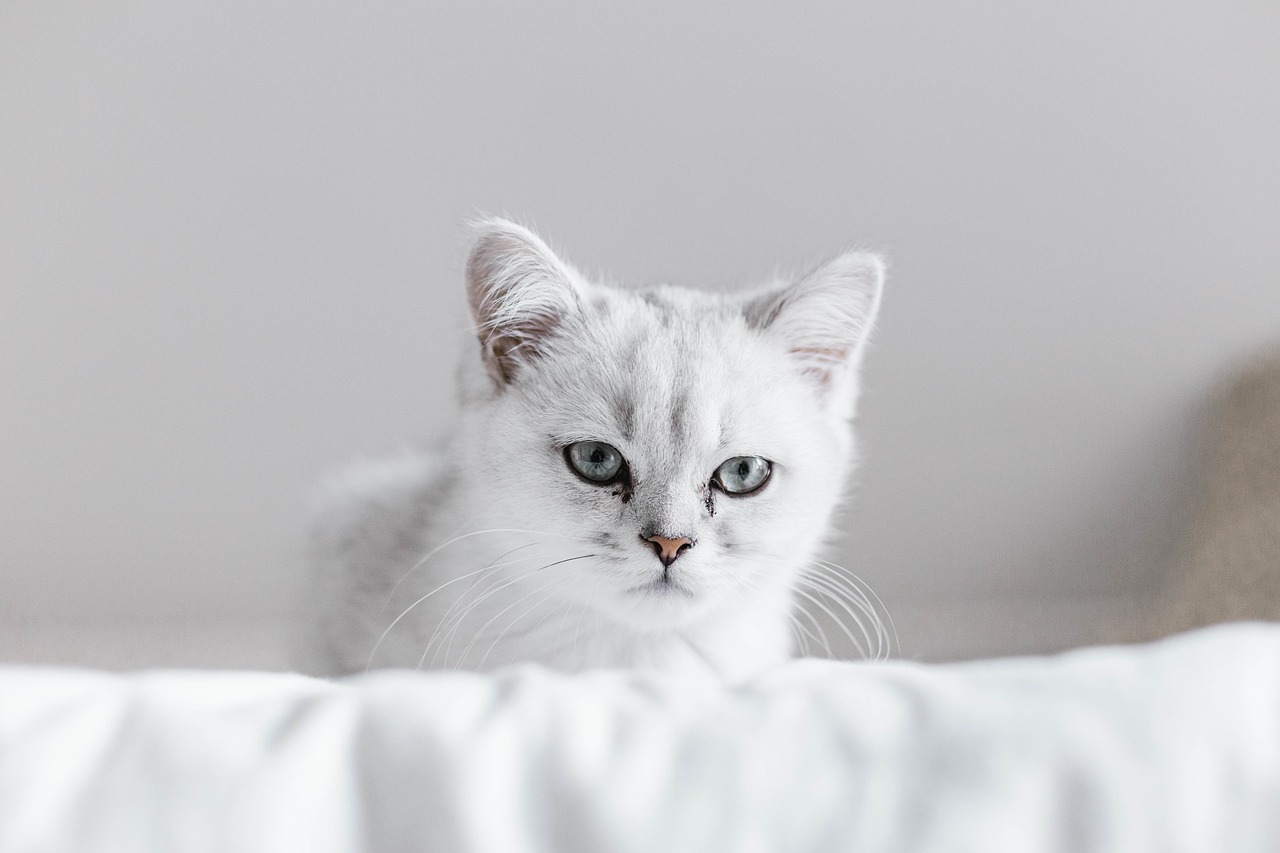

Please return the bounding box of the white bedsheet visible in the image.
[1,623,1278,853]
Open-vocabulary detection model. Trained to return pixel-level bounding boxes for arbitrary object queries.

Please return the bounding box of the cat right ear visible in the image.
[465,218,584,386]
[743,249,885,403]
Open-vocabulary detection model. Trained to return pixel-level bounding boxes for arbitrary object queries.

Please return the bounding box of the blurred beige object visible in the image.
[1142,347,1280,638]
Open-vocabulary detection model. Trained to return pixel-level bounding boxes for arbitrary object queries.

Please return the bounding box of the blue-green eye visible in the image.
[565,441,626,484]
[714,456,771,495]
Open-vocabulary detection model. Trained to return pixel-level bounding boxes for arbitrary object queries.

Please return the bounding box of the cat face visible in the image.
[459,219,883,632]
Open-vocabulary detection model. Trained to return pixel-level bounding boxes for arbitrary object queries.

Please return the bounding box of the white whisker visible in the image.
[432,553,598,671]
[477,575,574,671]
[430,569,542,670]
[367,547,550,672]
[570,603,590,670]
[459,557,595,667]
[803,562,893,660]
[792,583,869,660]
[729,548,896,662]
[425,562,552,670]
[379,527,597,614]
[815,559,899,657]
[512,582,577,660]
[799,573,879,661]
[791,597,834,658]
[422,547,550,662]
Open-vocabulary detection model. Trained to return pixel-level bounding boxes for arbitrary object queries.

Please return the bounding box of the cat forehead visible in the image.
[533,284,795,452]
[586,284,761,390]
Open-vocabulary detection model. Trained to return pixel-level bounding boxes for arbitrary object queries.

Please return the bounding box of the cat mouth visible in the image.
[626,576,694,598]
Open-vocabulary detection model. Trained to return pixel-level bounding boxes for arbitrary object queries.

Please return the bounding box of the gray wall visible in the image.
[3,2,1278,660]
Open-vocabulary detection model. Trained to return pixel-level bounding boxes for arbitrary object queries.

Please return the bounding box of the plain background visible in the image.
[2,1,1278,666]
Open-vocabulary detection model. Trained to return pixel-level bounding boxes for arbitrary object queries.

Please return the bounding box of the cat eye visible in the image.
[565,441,626,484]
[713,456,772,495]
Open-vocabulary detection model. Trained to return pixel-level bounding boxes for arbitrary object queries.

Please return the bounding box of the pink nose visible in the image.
[644,534,694,568]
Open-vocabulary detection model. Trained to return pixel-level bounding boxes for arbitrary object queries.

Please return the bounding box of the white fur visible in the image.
[298,219,885,681]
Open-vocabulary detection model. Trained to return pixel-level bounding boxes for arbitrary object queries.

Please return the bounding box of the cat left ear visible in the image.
[745,250,885,395]
[465,217,585,386]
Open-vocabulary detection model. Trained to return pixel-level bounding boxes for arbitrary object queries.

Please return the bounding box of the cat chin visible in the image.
[589,583,720,632]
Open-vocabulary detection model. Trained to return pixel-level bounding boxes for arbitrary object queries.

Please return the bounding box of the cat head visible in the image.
[457,218,884,631]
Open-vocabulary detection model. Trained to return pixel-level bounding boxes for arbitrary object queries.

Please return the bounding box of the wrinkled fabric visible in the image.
[1,623,1278,853]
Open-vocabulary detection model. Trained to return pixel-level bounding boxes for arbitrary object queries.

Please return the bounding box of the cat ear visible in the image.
[745,250,885,395]
[465,217,585,385]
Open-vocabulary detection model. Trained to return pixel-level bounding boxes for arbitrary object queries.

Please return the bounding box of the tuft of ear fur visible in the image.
[465,217,584,386]
[745,250,885,395]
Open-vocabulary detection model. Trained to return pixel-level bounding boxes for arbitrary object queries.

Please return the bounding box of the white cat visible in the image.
[299,218,888,681]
